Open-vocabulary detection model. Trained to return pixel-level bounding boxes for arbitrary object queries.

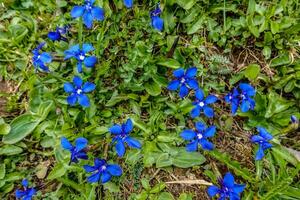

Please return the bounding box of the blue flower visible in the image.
[124,0,133,8]
[71,0,104,29]
[251,127,273,160]
[48,25,70,41]
[191,89,218,118]
[32,43,52,72]
[109,119,141,157]
[64,43,97,73]
[150,5,163,31]
[84,158,122,183]
[61,137,88,163]
[15,179,36,200]
[225,83,256,114]
[207,172,245,200]
[64,76,96,107]
[291,115,299,124]
[181,122,216,151]
[167,67,199,98]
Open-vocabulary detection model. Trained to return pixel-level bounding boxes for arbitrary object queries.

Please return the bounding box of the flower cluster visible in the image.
[150,4,164,31]
[251,127,273,160]
[32,43,52,72]
[48,25,70,41]
[15,179,36,200]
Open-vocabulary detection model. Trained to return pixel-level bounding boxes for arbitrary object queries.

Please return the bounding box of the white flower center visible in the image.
[180,78,186,84]
[79,55,85,61]
[199,102,204,107]
[101,166,106,171]
[197,133,203,139]
[37,55,41,59]
[77,89,82,94]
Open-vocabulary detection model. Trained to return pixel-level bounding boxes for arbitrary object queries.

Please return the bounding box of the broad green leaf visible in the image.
[0,122,10,135]
[158,192,174,200]
[0,145,23,156]
[157,58,181,69]
[176,0,196,10]
[145,81,161,96]
[0,164,5,179]
[187,15,205,35]
[173,149,206,168]
[47,163,67,180]
[265,92,295,118]
[149,182,166,193]
[244,64,260,80]
[270,54,291,67]
[2,114,41,144]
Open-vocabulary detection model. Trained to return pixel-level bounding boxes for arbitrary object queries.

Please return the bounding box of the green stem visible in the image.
[79,18,83,46]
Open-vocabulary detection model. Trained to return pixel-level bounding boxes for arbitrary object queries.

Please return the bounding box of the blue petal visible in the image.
[78,94,90,107]
[69,44,80,53]
[224,93,231,103]
[229,193,240,200]
[48,31,60,41]
[125,136,141,149]
[190,106,200,118]
[231,101,239,114]
[87,172,101,183]
[255,146,265,160]
[180,130,196,140]
[64,82,75,93]
[73,76,83,87]
[203,106,214,118]
[185,67,197,78]
[71,6,85,18]
[167,80,180,91]
[199,139,214,150]
[203,126,216,138]
[186,79,199,90]
[124,0,133,8]
[195,122,206,131]
[116,140,126,157]
[67,94,77,106]
[75,137,88,151]
[173,68,184,78]
[240,100,250,112]
[124,119,133,134]
[195,89,204,100]
[94,158,106,168]
[109,125,122,135]
[262,142,273,150]
[83,165,96,172]
[27,188,36,197]
[82,43,94,53]
[76,151,88,160]
[100,171,112,183]
[22,179,29,187]
[15,190,26,198]
[205,95,218,104]
[91,7,105,21]
[250,135,264,143]
[83,12,93,29]
[186,140,198,152]
[84,56,97,68]
[64,51,75,60]
[233,184,246,194]
[257,127,273,140]
[151,16,163,31]
[239,83,255,96]
[82,82,96,93]
[207,185,219,197]
[77,62,83,73]
[223,172,235,188]
[61,137,73,150]
[40,52,52,63]
[179,84,189,98]
[107,164,123,176]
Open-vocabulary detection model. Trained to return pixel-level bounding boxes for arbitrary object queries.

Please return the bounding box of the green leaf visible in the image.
[156,153,173,168]
[149,182,166,193]
[270,54,291,67]
[37,100,54,120]
[172,149,206,168]
[244,64,260,80]
[0,120,10,135]
[187,15,205,35]
[176,0,196,10]
[265,92,295,118]
[2,114,41,144]
[145,81,161,96]
[270,21,280,34]
[0,145,23,156]
[157,58,181,69]
[0,164,5,179]
[47,163,67,180]
[158,192,174,200]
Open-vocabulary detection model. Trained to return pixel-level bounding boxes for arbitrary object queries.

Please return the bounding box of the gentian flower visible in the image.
[291,115,299,124]
[191,89,218,118]
[64,43,97,73]
[109,119,141,157]
[15,179,36,200]
[64,76,96,107]
[61,137,88,163]
[48,25,70,41]
[251,127,273,160]
[84,158,122,183]
[225,83,256,114]
[167,67,199,98]
[32,43,52,72]
[181,122,216,151]
[124,0,133,8]
[71,0,105,29]
[150,5,163,31]
[207,172,245,200]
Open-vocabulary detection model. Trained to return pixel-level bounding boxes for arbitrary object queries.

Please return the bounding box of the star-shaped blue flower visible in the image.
[64,76,96,107]
[84,158,122,184]
[181,122,216,151]
[109,119,141,157]
[124,0,133,8]
[71,0,105,29]
[61,137,88,164]
[150,5,163,31]
[167,67,199,98]
[32,43,52,72]
[190,89,218,118]
[251,127,273,160]
[207,172,245,200]
[64,43,97,73]
[15,179,36,200]
[225,83,256,114]
[48,25,70,41]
